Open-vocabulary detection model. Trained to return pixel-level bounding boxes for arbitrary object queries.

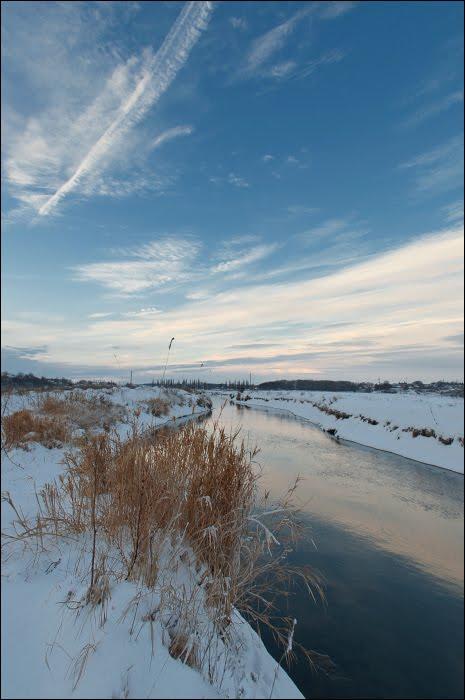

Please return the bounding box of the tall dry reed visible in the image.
[3,417,323,681]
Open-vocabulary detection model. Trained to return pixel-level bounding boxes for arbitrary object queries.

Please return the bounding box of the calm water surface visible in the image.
[204,398,464,699]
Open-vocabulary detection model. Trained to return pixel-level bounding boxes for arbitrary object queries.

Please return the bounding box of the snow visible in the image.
[226,390,464,474]
[1,386,303,700]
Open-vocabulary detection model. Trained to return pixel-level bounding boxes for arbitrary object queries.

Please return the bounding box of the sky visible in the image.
[1,0,464,384]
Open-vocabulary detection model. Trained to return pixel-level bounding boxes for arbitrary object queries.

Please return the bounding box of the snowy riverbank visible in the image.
[1,386,303,699]
[223,390,464,474]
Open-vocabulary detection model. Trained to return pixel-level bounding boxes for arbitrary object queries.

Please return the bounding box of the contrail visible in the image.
[38,1,213,217]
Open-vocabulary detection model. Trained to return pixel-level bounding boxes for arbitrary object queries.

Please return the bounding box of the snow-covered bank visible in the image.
[1,386,304,699]
[224,390,464,474]
[2,384,210,433]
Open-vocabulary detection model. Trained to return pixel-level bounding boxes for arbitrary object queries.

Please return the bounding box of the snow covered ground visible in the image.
[1,386,303,699]
[2,384,208,435]
[226,390,464,474]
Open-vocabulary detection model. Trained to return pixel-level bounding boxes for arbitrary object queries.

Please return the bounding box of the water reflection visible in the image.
[262,512,464,699]
[206,399,464,591]
[203,398,464,699]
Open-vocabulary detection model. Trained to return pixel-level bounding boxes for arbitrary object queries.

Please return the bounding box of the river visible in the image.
[203,397,464,699]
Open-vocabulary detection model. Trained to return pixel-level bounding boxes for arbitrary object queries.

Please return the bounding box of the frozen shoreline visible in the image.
[220,389,464,474]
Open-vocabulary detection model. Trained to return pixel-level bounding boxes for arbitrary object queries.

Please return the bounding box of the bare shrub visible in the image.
[2,409,70,450]
[438,435,453,445]
[145,397,171,417]
[196,394,213,410]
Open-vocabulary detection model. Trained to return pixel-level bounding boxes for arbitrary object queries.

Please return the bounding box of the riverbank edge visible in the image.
[227,397,464,475]
[1,387,304,700]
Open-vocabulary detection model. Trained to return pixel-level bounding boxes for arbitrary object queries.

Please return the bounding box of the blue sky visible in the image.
[2,0,464,383]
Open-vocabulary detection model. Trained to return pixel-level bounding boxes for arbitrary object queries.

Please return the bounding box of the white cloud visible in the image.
[185,290,210,301]
[208,173,250,187]
[237,0,347,85]
[442,199,464,226]
[227,172,249,188]
[268,61,297,79]
[123,307,162,318]
[401,90,463,129]
[150,125,194,151]
[262,154,275,162]
[289,49,345,81]
[229,17,248,31]
[5,226,462,380]
[319,2,357,20]
[240,7,312,78]
[72,234,277,297]
[211,243,278,274]
[38,3,212,217]
[411,38,464,100]
[300,217,352,241]
[73,237,201,295]
[4,2,212,220]
[400,134,464,194]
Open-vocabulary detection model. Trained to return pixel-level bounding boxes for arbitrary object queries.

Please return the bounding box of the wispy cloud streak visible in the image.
[150,125,194,151]
[38,1,212,216]
[400,134,464,194]
[401,90,463,129]
[72,237,202,295]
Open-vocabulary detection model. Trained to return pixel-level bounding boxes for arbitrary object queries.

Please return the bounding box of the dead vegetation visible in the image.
[233,394,462,448]
[144,397,171,417]
[2,417,323,683]
[195,394,213,411]
[1,408,70,450]
[1,391,126,451]
[401,425,457,444]
[35,391,126,432]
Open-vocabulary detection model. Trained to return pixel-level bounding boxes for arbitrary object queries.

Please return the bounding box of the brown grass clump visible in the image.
[2,409,70,450]
[438,435,454,445]
[36,391,126,432]
[168,632,199,669]
[47,423,261,599]
[145,397,171,417]
[3,419,323,681]
[1,391,127,452]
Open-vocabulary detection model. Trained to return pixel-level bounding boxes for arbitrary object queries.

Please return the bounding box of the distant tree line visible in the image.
[255,379,464,397]
[1,372,117,391]
[2,372,463,397]
[258,379,360,392]
[157,378,255,391]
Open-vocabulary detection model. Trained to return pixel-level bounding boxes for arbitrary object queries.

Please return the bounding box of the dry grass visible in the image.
[168,631,199,668]
[35,391,126,432]
[1,409,70,450]
[196,394,213,411]
[144,397,171,417]
[1,391,127,453]
[3,417,323,682]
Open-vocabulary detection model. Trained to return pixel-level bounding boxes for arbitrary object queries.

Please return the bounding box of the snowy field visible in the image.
[226,390,464,474]
[1,385,208,438]
[1,386,302,700]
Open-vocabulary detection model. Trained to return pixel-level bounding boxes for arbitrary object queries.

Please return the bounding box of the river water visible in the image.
[203,397,464,699]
